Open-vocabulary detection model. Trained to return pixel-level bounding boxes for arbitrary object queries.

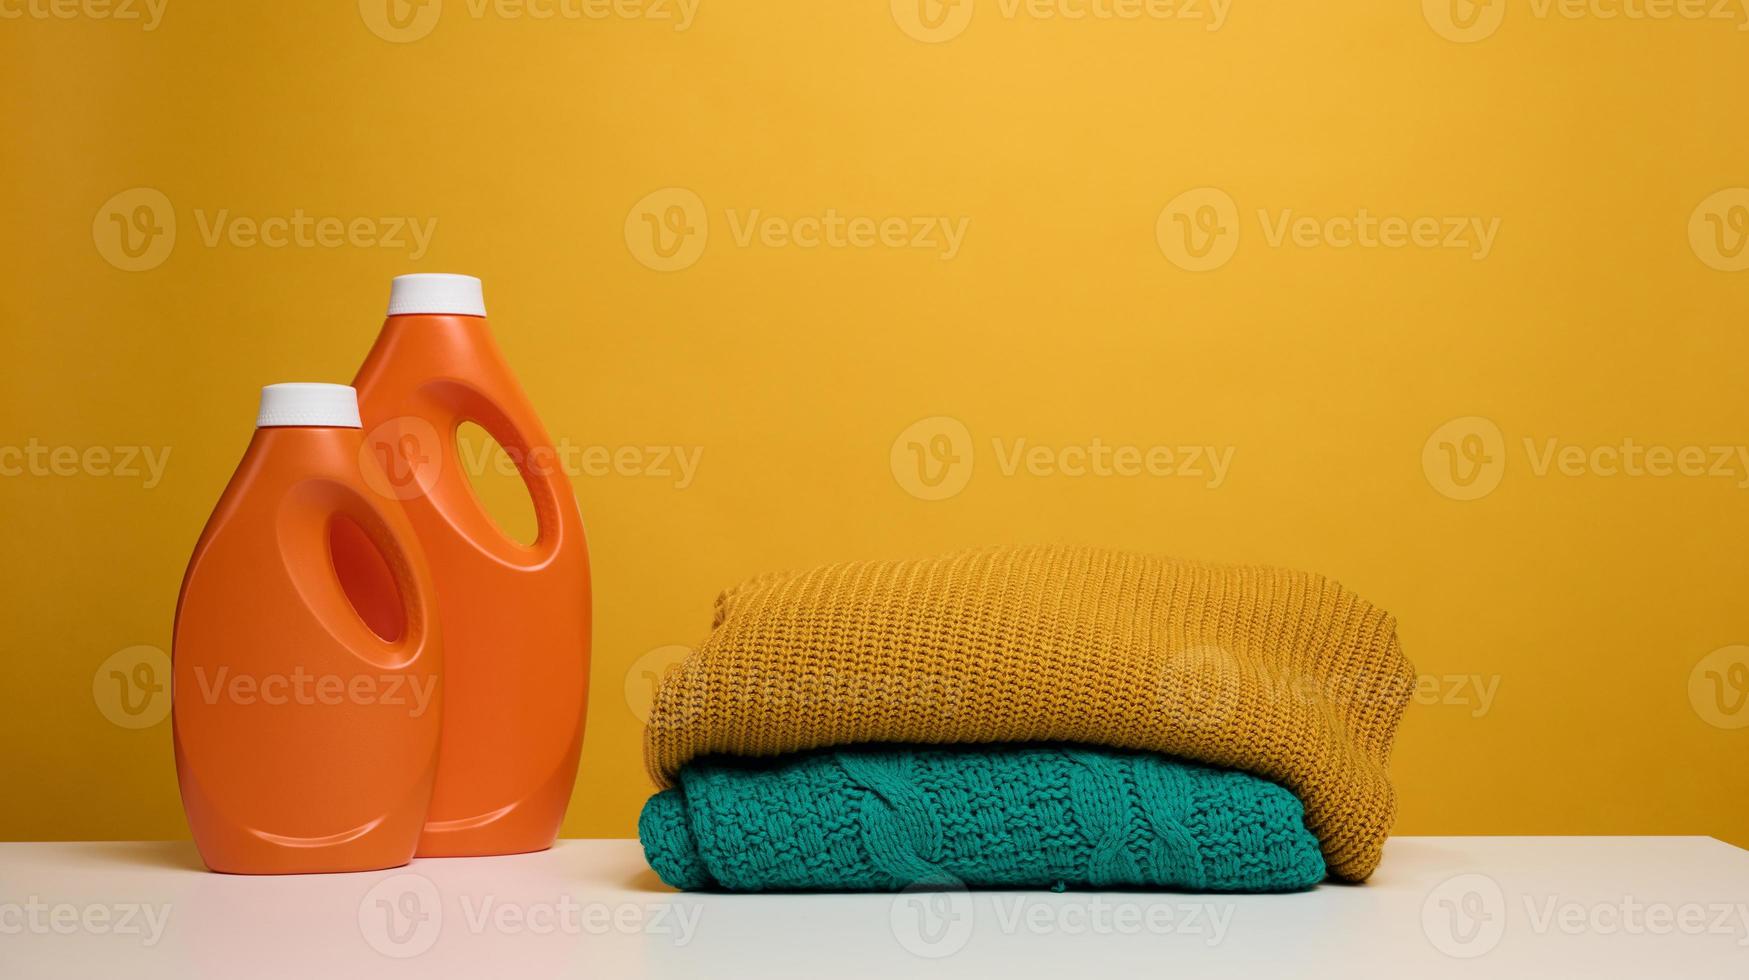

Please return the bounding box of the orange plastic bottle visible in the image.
[173,383,443,874]
[353,274,591,857]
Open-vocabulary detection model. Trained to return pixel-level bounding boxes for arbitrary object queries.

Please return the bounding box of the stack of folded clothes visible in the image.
[639,545,1414,891]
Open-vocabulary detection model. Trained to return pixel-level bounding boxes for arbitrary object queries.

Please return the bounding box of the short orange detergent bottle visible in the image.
[173,383,443,874]
[353,274,591,857]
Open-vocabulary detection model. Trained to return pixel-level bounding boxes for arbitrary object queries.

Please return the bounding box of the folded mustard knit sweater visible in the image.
[645,545,1415,882]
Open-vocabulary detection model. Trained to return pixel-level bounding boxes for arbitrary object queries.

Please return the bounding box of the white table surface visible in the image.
[2,836,1745,978]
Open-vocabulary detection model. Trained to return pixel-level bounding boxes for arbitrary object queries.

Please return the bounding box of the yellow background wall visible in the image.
[3,1,1746,846]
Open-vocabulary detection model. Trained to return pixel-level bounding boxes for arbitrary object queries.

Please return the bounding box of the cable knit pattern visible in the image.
[644,545,1414,881]
[638,745,1327,892]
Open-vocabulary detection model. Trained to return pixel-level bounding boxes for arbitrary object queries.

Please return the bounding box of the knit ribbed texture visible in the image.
[644,545,1414,882]
[640,745,1327,892]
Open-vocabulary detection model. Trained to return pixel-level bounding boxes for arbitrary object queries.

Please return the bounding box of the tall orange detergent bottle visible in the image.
[173,383,443,874]
[353,274,591,857]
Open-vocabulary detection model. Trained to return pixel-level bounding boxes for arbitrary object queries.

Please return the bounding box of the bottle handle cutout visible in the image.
[453,411,561,550]
[438,385,565,566]
[360,379,568,569]
[328,490,429,654]
[280,477,432,671]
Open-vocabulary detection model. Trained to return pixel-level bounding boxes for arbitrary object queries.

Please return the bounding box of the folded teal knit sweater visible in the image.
[639,745,1327,892]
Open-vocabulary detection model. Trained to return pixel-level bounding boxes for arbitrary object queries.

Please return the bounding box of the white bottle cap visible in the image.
[386,273,487,317]
[255,383,363,429]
